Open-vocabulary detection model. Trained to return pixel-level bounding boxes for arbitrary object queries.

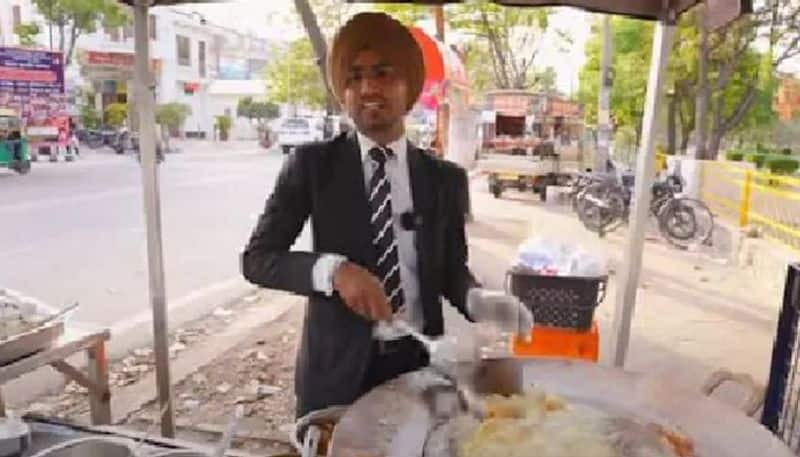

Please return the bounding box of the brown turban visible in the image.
[327,12,425,111]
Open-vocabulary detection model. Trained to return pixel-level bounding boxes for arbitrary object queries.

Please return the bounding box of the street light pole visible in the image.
[596,15,612,172]
[133,0,175,438]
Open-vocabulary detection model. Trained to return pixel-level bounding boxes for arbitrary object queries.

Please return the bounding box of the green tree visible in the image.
[215,115,232,141]
[577,10,781,157]
[14,23,41,47]
[33,0,129,65]
[369,3,430,25]
[265,40,327,109]
[237,97,280,140]
[461,40,496,95]
[155,103,190,135]
[449,1,551,89]
[534,66,558,94]
[578,17,652,130]
[693,1,800,158]
[104,103,127,128]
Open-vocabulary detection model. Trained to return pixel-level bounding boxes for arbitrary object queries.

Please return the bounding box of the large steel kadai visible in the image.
[329,358,794,457]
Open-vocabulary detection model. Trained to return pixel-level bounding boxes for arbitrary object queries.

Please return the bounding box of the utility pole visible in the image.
[434,5,445,41]
[596,15,613,172]
[694,4,709,159]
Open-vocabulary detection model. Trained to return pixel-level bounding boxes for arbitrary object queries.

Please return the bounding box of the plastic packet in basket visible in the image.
[514,236,607,277]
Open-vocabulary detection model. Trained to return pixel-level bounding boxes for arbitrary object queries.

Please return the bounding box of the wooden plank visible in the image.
[87,340,111,425]
[50,360,98,392]
[0,330,109,383]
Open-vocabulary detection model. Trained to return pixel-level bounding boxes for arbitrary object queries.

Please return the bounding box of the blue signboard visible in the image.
[0,47,64,95]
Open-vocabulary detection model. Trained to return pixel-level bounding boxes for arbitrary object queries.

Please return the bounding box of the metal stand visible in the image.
[133,0,175,438]
[610,20,675,367]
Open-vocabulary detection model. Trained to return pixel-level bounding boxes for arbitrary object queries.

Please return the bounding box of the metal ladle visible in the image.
[373,319,486,420]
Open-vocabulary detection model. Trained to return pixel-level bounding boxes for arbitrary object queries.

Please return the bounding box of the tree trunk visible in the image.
[694,5,710,159]
[707,129,724,158]
[706,82,758,158]
[57,22,65,54]
[481,10,511,88]
[65,27,79,66]
[680,131,692,153]
[293,0,339,114]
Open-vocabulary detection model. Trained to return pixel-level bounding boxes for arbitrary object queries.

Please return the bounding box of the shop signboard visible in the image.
[0,47,64,95]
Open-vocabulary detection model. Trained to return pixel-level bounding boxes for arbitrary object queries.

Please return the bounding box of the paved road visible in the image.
[0,144,309,331]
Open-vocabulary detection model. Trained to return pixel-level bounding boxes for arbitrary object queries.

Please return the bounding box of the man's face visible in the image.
[343,49,408,138]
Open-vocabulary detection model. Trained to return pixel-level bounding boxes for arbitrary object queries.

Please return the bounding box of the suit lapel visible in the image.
[407,143,436,217]
[407,144,437,314]
[340,131,377,268]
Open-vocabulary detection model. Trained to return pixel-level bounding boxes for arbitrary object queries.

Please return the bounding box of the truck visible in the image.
[478,90,583,200]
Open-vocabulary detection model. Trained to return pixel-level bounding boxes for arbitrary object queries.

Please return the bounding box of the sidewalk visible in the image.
[460,176,783,394]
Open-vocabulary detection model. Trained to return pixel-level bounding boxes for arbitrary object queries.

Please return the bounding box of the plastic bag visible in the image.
[514,236,607,277]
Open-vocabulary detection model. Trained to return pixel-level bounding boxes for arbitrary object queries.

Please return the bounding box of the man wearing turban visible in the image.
[242,12,528,419]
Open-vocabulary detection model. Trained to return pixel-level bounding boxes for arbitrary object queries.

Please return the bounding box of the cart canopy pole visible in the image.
[610,19,675,367]
[133,0,175,437]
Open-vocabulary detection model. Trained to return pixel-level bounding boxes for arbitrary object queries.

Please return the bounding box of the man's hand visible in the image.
[467,288,534,339]
[332,262,392,321]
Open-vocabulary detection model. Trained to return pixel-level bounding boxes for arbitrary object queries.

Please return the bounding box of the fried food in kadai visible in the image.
[456,391,695,457]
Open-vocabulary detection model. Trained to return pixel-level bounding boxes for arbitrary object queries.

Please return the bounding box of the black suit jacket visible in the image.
[241,131,478,417]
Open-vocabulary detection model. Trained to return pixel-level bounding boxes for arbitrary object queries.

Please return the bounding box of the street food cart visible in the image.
[8,0,794,457]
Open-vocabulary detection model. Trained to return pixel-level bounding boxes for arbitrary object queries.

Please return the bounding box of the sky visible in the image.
[177,1,591,95]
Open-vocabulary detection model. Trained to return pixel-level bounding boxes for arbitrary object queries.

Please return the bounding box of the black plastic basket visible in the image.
[506,267,607,331]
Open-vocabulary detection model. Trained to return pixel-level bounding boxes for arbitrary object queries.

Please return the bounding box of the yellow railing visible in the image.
[655,152,668,173]
[701,161,800,253]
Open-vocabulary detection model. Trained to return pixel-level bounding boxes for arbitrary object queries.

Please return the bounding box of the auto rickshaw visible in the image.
[0,108,31,174]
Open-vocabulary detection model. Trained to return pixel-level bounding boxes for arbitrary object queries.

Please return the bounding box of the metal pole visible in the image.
[133,0,175,437]
[595,15,612,172]
[434,6,445,42]
[610,20,675,368]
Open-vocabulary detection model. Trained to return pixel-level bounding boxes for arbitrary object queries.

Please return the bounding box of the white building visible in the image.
[1,2,274,140]
[207,79,267,140]
[0,0,35,47]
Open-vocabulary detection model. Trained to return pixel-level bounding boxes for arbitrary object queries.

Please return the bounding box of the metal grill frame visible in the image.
[762,263,800,452]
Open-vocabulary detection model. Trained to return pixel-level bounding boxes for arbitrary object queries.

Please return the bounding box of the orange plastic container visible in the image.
[511,321,599,362]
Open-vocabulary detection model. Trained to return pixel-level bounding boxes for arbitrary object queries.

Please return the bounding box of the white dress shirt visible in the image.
[311,132,423,330]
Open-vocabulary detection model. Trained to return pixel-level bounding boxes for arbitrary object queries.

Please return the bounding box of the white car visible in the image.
[277,117,322,154]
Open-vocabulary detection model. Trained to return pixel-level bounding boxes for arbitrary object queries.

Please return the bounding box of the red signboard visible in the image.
[83,50,160,72]
[85,51,137,68]
[489,93,535,116]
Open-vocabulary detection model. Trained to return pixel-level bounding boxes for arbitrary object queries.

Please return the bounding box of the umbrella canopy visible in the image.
[349,0,700,21]
[349,0,751,23]
[121,0,751,440]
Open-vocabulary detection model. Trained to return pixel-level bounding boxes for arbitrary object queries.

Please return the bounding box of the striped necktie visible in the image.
[368,146,405,313]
